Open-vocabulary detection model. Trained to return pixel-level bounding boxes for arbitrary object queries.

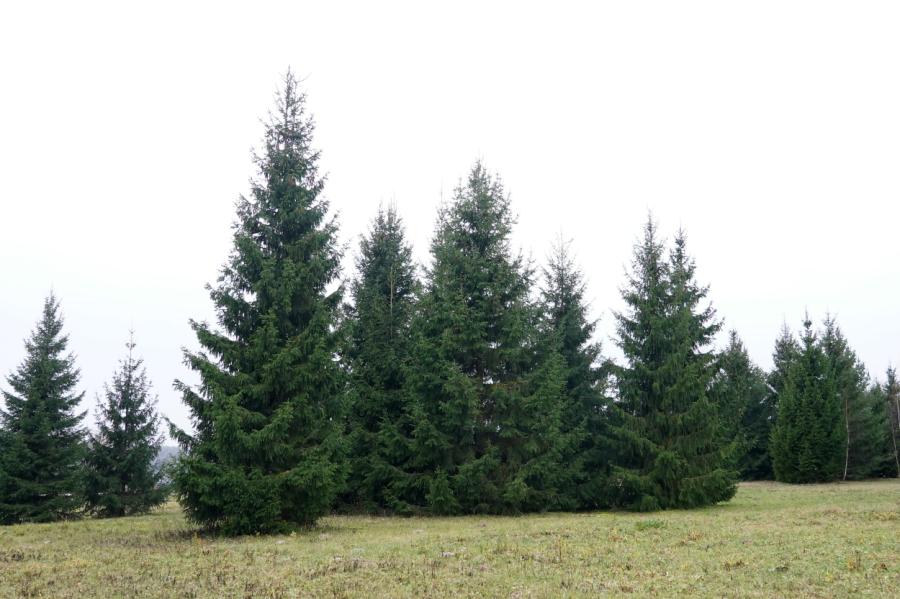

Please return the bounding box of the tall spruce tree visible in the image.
[762,324,799,479]
[608,220,736,511]
[712,331,771,480]
[820,316,890,480]
[0,294,86,524]
[84,334,166,517]
[344,205,418,511]
[540,238,608,509]
[169,71,346,534]
[771,317,843,483]
[405,162,566,514]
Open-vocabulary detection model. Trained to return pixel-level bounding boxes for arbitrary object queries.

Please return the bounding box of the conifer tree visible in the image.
[883,367,900,477]
[169,71,346,534]
[540,238,607,509]
[608,220,736,510]
[0,294,86,524]
[771,317,843,483]
[862,382,898,478]
[344,205,418,511]
[761,324,798,479]
[820,317,890,480]
[768,324,799,402]
[712,331,770,479]
[405,162,566,514]
[84,334,166,517]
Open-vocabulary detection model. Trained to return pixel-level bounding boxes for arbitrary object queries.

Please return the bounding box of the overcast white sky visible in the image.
[2,1,898,436]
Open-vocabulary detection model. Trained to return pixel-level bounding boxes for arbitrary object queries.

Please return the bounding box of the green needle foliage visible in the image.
[0,294,86,524]
[405,163,567,514]
[84,334,166,517]
[863,379,899,478]
[169,71,346,534]
[712,331,771,480]
[539,238,608,509]
[608,219,736,511]
[344,205,419,512]
[821,316,892,480]
[771,317,843,483]
[881,367,900,477]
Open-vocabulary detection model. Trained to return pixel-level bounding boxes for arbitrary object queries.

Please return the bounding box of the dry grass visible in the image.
[0,480,897,598]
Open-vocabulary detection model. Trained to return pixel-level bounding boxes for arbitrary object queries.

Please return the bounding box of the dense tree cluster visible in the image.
[770,317,897,483]
[2,73,897,532]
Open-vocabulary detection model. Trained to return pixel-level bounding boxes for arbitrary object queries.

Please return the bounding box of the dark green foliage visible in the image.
[820,317,892,480]
[607,220,737,510]
[768,324,799,401]
[771,318,843,483]
[868,367,900,477]
[405,163,567,514]
[169,72,346,534]
[344,206,418,511]
[759,325,799,480]
[882,367,900,477]
[0,295,86,524]
[712,331,771,480]
[539,239,608,509]
[84,335,166,517]
[863,382,899,478]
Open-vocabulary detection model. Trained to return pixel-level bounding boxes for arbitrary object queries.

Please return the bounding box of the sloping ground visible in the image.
[0,480,897,598]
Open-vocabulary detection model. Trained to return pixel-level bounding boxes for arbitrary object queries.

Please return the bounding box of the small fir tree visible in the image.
[0,294,86,524]
[169,71,346,534]
[84,334,166,517]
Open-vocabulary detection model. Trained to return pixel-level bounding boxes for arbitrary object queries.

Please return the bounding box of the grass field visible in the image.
[0,481,897,598]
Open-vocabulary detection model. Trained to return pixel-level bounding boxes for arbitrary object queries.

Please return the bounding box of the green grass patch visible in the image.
[0,480,897,597]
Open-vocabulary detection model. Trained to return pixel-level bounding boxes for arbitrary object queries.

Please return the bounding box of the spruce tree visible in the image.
[0,294,86,524]
[405,162,566,514]
[84,334,166,517]
[344,205,418,511]
[771,317,843,483]
[169,71,346,534]
[540,238,607,509]
[883,367,900,477]
[862,381,898,478]
[768,324,799,402]
[761,324,798,479]
[820,316,890,480]
[712,331,771,480]
[608,220,736,510]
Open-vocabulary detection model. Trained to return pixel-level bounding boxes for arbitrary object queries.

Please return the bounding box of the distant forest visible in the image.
[2,72,898,534]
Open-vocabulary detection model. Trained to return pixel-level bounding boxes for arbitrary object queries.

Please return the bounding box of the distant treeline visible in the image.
[2,72,898,533]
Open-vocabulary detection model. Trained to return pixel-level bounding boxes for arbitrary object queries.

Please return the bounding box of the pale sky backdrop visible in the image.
[2,1,898,437]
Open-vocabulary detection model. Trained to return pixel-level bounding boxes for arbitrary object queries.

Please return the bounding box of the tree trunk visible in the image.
[842,394,850,481]
[892,396,900,477]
